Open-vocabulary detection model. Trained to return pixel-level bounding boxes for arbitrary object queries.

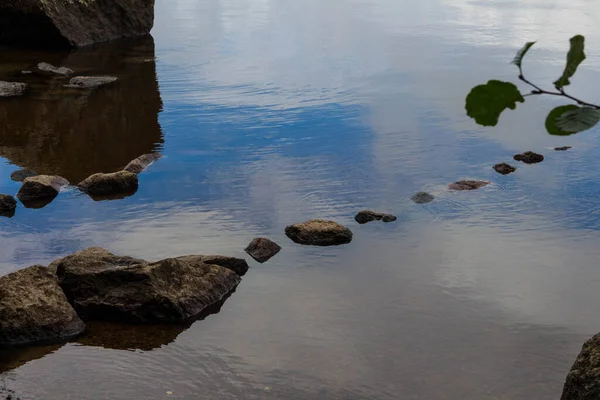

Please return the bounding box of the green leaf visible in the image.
[511,41,535,69]
[465,80,525,126]
[545,105,600,136]
[554,35,586,89]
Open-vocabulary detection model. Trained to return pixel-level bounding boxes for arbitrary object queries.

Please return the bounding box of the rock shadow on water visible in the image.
[0,35,164,183]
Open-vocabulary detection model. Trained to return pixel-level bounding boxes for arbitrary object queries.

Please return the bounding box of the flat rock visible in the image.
[411,192,435,204]
[555,146,572,151]
[10,168,38,182]
[0,0,155,48]
[0,265,85,346]
[285,220,353,246]
[123,152,162,174]
[514,151,544,164]
[493,163,517,175]
[35,62,73,76]
[65,76,118,89]
[244,238,282,263]
[78,171,138,196]
[53,248,242,323]
[448,180,490,191]
[16,175,69,203]
[0,81,27,97]
[354,210,397,224]
[561,333,600,400]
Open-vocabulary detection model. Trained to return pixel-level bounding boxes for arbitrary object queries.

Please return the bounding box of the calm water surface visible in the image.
[1,0,600,399]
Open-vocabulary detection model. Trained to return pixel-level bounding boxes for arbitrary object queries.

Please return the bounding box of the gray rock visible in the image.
[54,247,241,323]
[78,171,138,196]
[514,151,544,164]
[10,168,38,182]
[123,152,162,174]
[493,163,516,175]
[0,265,85,346]
[35,62,73,76]
[16,175,69,204]
[449,180,490,191]
[0,81,27,97]
[411,192,435,204]
[354,210,397,224]
[245,238,282,263]
[65,76,118,89]
[561,333,600,400]
[0,0,155,48]
[285,220,353,246]
[555,146,572,151]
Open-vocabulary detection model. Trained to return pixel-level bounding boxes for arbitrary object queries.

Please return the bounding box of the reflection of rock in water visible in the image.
[76,292,234,351]
[0,35,163,183]
[0,343,63,373]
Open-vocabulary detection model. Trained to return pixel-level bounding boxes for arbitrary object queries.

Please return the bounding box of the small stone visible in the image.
[554,146,572,151]
[17,175,69,204]
[0,195,17,212]
[65,76,118,89]
[514,151,544,164]
[123,152,162,174]
[35,62,73,76]
[493,163,517,175]
[10,168,38,182]
[354,210,397,224]
[0,81,27,97]
[78,171,138,196]
[245,238,282,263]
[448,180,490,191]
[411,192,435,204]
[285,220,353,246]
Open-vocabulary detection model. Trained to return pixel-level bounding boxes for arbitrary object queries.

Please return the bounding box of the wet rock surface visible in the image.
[555,146,572,151]
[10,168,38,182]
[448,180,490,191]
[0,265,85,346]
[561,333,600,400]
[0,0,156,48]
[285,220,353,246]
[354,210,397,224]
[65,76,118,89]
[78,171,138,196]
[0,82,26,97]
[411,192,435,204]
[124,152,162,174]
[514,151,544,164]
[245,238,282,263]
[54,248,242,323]
[177,255,249,277]
[34,62,73,76]
[16,175,68,205]
[493,163,517,175]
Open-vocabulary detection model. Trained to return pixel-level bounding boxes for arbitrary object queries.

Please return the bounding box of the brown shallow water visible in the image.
[2,0,600,399]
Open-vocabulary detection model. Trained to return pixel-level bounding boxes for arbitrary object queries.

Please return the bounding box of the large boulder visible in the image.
[78,171,138,197]
[16,175,68,207]
[53,248,242,323]
[285,220,353,246]
[561,333,600,400]
[0,0,155,48]
[0,265,85,346]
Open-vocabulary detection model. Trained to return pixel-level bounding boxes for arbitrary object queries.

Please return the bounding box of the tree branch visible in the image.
[518,74,600,109]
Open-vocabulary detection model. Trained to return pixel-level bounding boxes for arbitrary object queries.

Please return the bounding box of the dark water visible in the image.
[1,0,600,399]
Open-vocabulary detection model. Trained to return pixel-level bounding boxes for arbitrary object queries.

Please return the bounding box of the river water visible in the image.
[1,0,600,399]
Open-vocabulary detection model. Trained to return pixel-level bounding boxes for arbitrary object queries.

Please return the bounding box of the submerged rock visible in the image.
[78,171,138,196]
[0,265,85,346]
[555,146,572,151]
[514,151,544,164]
[123,152,162,174]
[65,76,118,89]
[10,168,38,182]
[54,248,241,323]
[493,163,516,175]
[285,220,353,246]
[244,238,282,263]
[448,180,490,191]
[411,192,435,204]
[354,210,397,224]
[561,333,600,400]
[0,82,27,97]
[34,62,73,76]
[0,195,17,213]
[0,0,156,48]
[16,175,69,205]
